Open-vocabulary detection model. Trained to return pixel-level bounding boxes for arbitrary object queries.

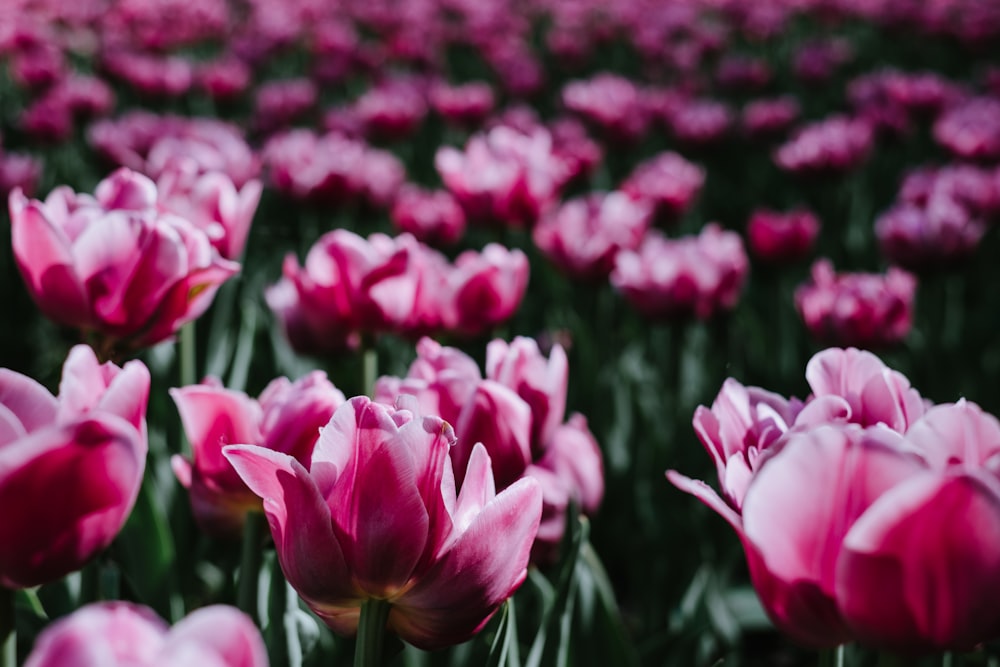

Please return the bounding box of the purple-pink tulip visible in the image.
[670,349,1000,651]
[390,185,466,247]
[171,372,345,537]
[533,191,651,281]
[0,345,148,588]
[376,337,604,563]
[620,151,705,224]
[224,396,542,649]
[611,224,749,321]
[24,602,267,667]
[9,168,240,351]
[746,208,820,264]
[795,260,916,349]
[775,115,874,175]
[934,97,1000,161]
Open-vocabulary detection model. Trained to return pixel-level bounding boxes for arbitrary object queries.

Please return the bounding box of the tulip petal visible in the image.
[0,368,57,436]
[0,417,145,588]
[391,477,541,650]
[9,194,91,327]
[223,445,356,606]
[166,605,269,667]
[454,381,532,489]
[171,384,262,483]
[837,471,1000,651]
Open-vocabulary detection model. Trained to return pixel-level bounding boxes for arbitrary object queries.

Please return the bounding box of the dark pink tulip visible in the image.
[548,117,603,186]
[716,55,771,92]
[265,230,420,351]
[486,337,568,453]
[533,191,651,281]
[252,78,318,135]
[355,80,428,142]
[157,164,262,260]
[741,96,801,140]
[377,337,603,564]
[795,260,916,349]
[89,112,260,187]
[373,337,482,426]
[0,150,42,199]
[196,57,252,100]
[900,164,998,218]
[612,224,749,320]
[561,72,650,143]
[24,602,268,667]
[746,208,820,264]
[171,372,345,537]
[665,98,733,145]
[526,413,604,564]
[934,97,1000,161]
[620,151,705,224]
[390,185,466,246]
[792,38,853,84]
[9,168,240,349]
[0,345,148,588]
[691,378,802,510]
[442,244,529,336]
[101,51,194,97]
[261,129,404,208]
[428,81,495,128]
[875,200,987,271]
[224,397,542,649]
[775,115,874,176]
[435,125,570,227]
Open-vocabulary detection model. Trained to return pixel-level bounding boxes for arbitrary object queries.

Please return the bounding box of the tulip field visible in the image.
[4,0,1000,665]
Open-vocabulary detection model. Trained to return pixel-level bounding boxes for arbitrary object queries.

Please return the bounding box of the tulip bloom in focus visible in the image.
[375,337,604,563]
[670,348,1000,652]
[9,168,240,353]
[24,602,267,667]
[225,397,542,649]
[171,372,345,537]
[0,345,148,589]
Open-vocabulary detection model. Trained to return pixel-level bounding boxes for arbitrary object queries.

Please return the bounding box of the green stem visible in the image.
[355,598,391,667]
[0,587,14,667]
[238,512,266,625]
[818,646,846,667]
[180,322,197,388]
[362,345,378,398]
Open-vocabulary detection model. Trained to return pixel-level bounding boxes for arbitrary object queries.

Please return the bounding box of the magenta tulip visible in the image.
[795,260,916,349]
[442,244,529,336]
[9,168,240,351]
[746,208,820,264]
[775,115,873,175]
[0,345,148,588]
[24,602,267,667]
[171,372,345,537]
[224,397,542,649]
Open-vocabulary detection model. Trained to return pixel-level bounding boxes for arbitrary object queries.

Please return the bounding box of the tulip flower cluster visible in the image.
[670,347,1000,652]
[267,229,528,353]
[375,337,604,563]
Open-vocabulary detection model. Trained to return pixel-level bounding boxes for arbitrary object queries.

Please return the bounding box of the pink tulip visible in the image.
[390,185,466,246]
[9,168,240,350]
[435,125,570,227]
[24,602,267,667]
[428,81,495,128]
[612,225,749,321]
[171,372,345,537]
[252,78,318,135]
[875,200,986,271]
[486,337,568,453]
[355,79,428,142]
[775,115,873,175]
[224,397,542,649]
[746,208,819,264]
[442,244,529,336]
[157,164,262,260]
[741,96,801,140]
[620,151,705,224]
[934,97,1000,161]
[561,72,650,143]
[0,345,148,588]
[533,192,651,281]
[795,260,916,349]
[377,337,604,563]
